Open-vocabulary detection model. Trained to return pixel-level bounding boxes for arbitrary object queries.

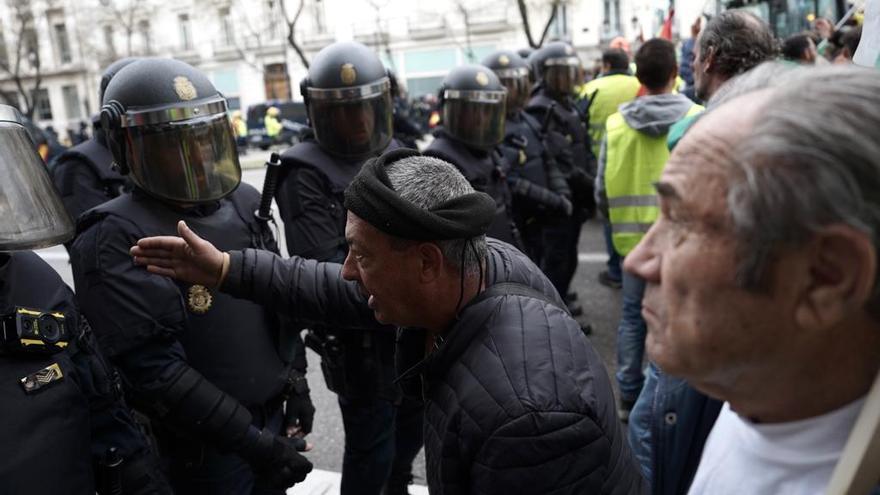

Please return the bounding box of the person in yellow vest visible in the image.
[580,48,642,289]
[264,105,282,142]
[595,38,702,423]
[231,110,248,151]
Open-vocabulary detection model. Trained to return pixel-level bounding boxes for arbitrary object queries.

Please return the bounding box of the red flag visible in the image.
[659,7,675,40]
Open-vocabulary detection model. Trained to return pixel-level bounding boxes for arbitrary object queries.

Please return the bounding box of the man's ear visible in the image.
[702,48,715,74]
[417,242,446,283]
[794,225,877,331]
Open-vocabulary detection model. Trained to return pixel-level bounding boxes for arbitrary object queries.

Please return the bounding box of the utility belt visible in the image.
[0,307,69,356]
[305,327,398,402]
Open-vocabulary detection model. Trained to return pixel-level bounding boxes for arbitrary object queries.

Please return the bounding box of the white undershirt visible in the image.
[687,397,866,495]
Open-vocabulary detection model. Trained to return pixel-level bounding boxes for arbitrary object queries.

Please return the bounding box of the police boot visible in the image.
[383,473,414,495]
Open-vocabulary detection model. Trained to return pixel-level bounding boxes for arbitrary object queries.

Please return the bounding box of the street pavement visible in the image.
[37,152,625,493]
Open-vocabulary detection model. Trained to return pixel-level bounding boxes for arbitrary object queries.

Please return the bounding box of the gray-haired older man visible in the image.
[130,148,646,494]
[626,65,880,494]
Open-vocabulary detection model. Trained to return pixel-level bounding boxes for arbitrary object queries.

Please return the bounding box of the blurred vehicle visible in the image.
[717,0,846,37]
[246,101,309,150]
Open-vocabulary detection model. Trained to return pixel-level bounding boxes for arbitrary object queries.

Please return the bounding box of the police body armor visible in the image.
[83,186,289,407]
[527,90,596,215]
[498,111,550,220]
[426,132,518,245]
[53,138,128,201]
[275,137,400,402]
[0,251,94,494]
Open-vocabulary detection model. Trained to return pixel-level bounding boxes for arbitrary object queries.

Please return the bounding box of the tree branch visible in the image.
[280,0,309,69]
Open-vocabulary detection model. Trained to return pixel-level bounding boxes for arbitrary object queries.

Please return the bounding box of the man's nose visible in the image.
[340,252,357,281]
[623,227,660,283]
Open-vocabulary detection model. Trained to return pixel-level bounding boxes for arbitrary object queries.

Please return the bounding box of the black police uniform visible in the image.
[497,110,572,262]
[50,132,127,223]
[0,251,169,495]
[424,131,519,246]
[525,43,596,300]
[71,57,312,494]
[274,41,423,495]
[73,186,305,494]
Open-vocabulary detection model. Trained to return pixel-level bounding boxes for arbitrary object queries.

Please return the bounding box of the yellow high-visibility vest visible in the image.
[580,74,641,157]
[604,104,703,256]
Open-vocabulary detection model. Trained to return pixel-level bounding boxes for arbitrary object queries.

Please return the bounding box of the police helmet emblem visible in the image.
[340,63,358,85]
[499,55,510,66]
[475,71,490,87]
[174,76,198,101]
[187,284,213,314]
[564,45,574,55]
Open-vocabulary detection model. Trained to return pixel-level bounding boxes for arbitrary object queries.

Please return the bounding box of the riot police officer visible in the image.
[0,104,170,494]
[70,58,313,494]
[424,64,519,246]
[50,58,137,226]
[272,41,422,495]
[389,71,423,150]
[526,42,596,315]
[482,50,572,268]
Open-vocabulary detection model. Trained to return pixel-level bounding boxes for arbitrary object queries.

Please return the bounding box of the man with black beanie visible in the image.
[130,148,646,495]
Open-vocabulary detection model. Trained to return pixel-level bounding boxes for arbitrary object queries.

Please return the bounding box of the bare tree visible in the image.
[0,0,43,120]
[98,0,143,56]
[518,0,561,48]
[279,0,310,69]
[454,1,475,61]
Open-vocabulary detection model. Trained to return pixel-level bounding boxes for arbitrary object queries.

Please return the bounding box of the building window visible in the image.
[405,76,445,98]
[263,63,291,100]
[212,68,240,109]
[33,88,52,120]
[179,13,193,50]
[54,23,72,64]
[219,7,234,46]
[403,48,457,73]
[104,25,116,57]
[139,20,152,53]
[603,0,621,36]
[62,85,81,119]
[23,27,38,69]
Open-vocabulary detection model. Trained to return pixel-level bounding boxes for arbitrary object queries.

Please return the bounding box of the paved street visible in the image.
[37,154,624,493]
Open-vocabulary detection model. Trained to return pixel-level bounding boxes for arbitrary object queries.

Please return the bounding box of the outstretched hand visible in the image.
[131,220,230,287]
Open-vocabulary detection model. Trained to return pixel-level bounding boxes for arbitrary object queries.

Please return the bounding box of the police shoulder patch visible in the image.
[20,363,64,394]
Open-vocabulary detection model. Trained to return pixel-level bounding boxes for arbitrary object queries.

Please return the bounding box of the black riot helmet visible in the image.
[531,41,582,97]
[300,41,392,159]
[100,58,241,204]
[482,51,531,116]
[439,65,507,150]
[99,57,140,104]
[0,105,73,249]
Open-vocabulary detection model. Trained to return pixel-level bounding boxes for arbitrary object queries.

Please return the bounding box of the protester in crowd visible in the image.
[596,38,702,425]
[630,11,778,490]
[782,32,819,64]
[580,47,640,290]
[130,148,647,495]
[627,64,880,495]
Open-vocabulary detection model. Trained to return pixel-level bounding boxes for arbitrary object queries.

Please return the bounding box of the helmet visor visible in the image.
[499,75,531,114]
[442,94,506,150]
[0,121,73,250]
[544,62,579,95]
[308,92,393,158]
[124,113,241,203]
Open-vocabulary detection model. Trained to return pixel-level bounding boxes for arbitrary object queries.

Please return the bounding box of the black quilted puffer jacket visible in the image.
[222,239,646,494]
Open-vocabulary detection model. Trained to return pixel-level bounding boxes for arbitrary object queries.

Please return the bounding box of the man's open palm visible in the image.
[131,220,229,287]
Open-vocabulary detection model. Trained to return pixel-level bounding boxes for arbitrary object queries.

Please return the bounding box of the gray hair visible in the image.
[708,61,801,109]
[385,155,488,275]
[698,10,777,79]
[724,65,880,315]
